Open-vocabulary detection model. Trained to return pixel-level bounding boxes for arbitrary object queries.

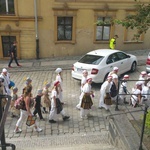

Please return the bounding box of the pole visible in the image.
[139,104,149,150]
[0,98,6,150]
[34,0,39,59]
[115,79,120,111]
[0,95,16,150]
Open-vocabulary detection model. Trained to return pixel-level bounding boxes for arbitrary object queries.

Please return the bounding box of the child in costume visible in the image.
[10,87,20,118]
[49,81,69,123]
[42,83,51,113]
[33,89,44,120]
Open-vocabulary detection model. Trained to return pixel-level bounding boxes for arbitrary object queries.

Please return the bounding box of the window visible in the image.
[0,0,15,15]
[96,17,111,41]
[107,53,119,64]
[1,36,16,57]
[116,52,129,60]
[57,17,73,41]
[78,54,104,65]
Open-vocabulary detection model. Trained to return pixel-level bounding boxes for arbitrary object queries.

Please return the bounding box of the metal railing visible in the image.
[112,79,150,150]
[0,94,16,150]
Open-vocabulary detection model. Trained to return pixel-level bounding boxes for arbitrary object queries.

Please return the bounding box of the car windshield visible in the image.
[78,54,104,65]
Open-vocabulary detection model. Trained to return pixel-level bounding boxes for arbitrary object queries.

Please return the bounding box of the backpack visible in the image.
[110,82,118,98]
[14,96,24,110]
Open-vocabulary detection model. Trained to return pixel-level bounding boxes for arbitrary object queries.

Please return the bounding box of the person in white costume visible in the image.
[99,76,112,110]
[139,71,148,101]
[49,81,70,123]
[55,68,64,104]
[130,81,142,107]
[146,73,150,100]
[108,67,119,101]
[80,78,93,119]
[108,66,119,79]
[119,75,129,104]
[76,70,88,110]
[0,68,11,95]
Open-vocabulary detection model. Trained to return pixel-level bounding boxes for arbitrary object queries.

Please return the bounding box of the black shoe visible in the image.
[63,116,70,121]
[49,120,56,123]
[11,114,15,118]
[124,101,129,104]
[40,118,45,121]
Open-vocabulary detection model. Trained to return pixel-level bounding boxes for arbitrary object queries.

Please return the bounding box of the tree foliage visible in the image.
[114,1,150,40]
[97,0,150,40]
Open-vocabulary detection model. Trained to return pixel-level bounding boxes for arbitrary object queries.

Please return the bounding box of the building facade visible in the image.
[0,0,149,59]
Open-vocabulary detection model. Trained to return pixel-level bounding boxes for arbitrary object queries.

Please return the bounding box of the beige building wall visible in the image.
[0,0,149,59]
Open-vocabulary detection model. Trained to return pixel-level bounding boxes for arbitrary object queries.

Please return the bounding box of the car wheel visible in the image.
[130,62,137,72]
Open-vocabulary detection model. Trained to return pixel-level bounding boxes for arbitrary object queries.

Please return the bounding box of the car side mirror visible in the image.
[127,55,131,58]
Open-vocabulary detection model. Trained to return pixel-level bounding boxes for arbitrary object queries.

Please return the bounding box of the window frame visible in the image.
[53,9,77,44]
[93,10,116,44]
[57,16,73,41]
[95,16,111,41]
[0,0,15,15]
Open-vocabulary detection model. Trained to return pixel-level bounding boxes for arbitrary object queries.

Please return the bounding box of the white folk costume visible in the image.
[10,87,20,117]
[131,82,142,107]
[139,71,148,101]
[119,75,129,104]
[0,68,11,95]
[99,76,112,110]
[55,68,63,103]
[108,67,119,101]
[146,73,150,100]
[80,78,93,119]
[76,70,88,109]
[49,81,69,123]
[42,83,51,112]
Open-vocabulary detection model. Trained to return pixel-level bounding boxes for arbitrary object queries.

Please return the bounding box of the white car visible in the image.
[146,52,150,73]
[72,49,137,83]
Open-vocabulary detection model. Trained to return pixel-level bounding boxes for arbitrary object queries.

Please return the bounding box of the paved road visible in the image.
[0,49,149,150]
[2,65,147,150]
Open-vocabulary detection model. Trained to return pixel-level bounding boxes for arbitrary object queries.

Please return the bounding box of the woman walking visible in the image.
[14,86,42,133]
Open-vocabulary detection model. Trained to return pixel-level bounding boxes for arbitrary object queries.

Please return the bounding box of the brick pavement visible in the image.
[0,49,149,150]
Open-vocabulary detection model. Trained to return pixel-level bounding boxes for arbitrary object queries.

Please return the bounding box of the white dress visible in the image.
[49,89,58,120]
[99,81,111,110]
[80,76,87,92]
[131,88,141,106]
[80,83,93,118]
[56,74,63,102]
[80,83,92,102]
[49,89,66,121]
[76,76,87,109]
[0,73,11,95]
[139,77,148,100]
[119,81,127,100]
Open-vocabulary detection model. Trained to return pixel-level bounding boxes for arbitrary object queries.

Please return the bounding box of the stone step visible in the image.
[6,133,119,150]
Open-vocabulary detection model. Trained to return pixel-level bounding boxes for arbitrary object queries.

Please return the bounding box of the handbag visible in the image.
[26,115,37,126]
[104,93,112,105]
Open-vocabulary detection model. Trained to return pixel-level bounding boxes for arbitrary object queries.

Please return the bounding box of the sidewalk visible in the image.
[0,49,149,72]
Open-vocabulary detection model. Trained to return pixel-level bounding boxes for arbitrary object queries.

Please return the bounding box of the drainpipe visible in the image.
[34,0,39,59]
